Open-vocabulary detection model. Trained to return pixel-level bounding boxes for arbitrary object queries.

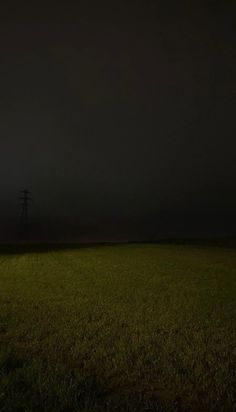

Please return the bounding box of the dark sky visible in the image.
[0,1,235,241]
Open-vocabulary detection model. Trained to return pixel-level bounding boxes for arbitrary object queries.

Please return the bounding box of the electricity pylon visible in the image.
[19,189,31,242]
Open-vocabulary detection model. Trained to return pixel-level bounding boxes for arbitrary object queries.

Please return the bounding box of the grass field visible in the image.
[0,242,235,411]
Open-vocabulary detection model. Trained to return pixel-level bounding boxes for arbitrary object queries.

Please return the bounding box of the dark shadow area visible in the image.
[150,237,236,248]
[0,242,113,255]
[0,237,235,256]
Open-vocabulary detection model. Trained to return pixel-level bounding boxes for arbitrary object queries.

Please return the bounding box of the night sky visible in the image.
[0,1,235,242]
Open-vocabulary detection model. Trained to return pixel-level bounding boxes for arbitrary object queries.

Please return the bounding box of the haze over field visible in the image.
[0,1,235,242]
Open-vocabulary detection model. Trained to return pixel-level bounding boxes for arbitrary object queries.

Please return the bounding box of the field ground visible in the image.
[0,242,235,411]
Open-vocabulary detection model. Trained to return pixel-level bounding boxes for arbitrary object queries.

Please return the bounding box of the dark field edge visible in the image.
[0,237,235,255]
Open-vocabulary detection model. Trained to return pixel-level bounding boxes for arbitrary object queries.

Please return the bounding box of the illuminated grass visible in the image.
[0,243,235,411]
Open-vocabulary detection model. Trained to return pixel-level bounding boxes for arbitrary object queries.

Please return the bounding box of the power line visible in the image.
[19,189,31,242]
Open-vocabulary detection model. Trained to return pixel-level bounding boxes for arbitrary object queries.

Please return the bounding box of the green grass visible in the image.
[0,243,235,411]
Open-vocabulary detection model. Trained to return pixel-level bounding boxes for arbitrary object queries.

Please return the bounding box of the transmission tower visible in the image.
[19,189,31,242]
